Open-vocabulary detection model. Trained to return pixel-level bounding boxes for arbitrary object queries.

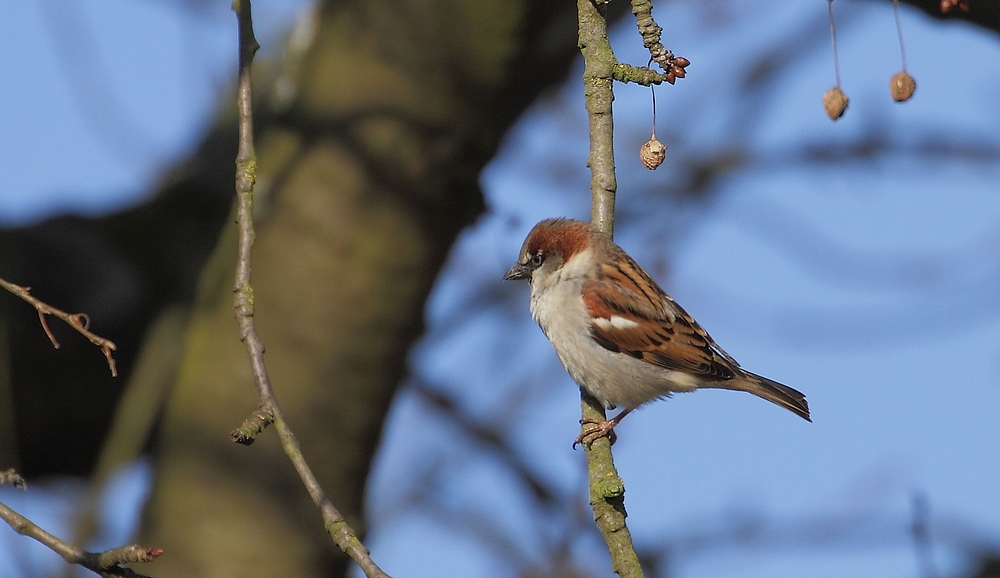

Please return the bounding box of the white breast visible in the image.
[528,250,701,409]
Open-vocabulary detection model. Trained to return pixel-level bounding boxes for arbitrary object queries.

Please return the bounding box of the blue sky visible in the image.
[2,2,999,578]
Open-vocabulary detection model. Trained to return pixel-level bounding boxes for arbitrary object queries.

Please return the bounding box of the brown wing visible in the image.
[582,251,737,380]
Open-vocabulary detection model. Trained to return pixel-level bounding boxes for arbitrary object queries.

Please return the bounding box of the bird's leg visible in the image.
[573,408,633,449]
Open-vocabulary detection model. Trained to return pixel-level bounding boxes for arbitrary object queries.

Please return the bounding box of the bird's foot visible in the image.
[573,418,619,449]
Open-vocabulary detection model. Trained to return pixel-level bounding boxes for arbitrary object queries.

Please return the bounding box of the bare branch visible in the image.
[0,470,161,578]
[0,276,118,377]
[227,3,391,577]
[579,0,618,236]
[612,62,684,87]
[578,0,645,576]
[629,0,690,83]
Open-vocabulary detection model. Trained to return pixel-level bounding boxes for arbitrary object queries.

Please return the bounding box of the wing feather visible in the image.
[583,251,737,379]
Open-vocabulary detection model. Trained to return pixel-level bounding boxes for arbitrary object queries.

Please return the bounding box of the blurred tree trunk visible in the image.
[136,1,597,576]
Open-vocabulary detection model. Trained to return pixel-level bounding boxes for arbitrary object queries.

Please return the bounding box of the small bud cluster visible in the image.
[662,56,690,85]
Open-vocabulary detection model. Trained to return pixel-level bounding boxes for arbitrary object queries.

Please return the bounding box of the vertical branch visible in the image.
[579,0,618,236]
[229,2,391,577]
[577,1,644,577]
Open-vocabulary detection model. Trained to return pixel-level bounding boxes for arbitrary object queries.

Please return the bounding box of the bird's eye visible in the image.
[529,252,544,267]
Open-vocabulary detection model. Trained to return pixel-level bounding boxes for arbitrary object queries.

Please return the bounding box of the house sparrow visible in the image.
[504,218,810,447]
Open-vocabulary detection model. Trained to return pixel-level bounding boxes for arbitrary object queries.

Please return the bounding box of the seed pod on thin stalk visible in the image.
[640,82,666,170]
[823,0,849,121]
[890,0,917,102]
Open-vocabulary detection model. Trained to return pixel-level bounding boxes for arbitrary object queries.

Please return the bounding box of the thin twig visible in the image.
[0,276,118,377]
[227,2,391,577]
[577,0,645,576]
[629,0,690,84]
[612,63,675,86]
[0,470,161,578]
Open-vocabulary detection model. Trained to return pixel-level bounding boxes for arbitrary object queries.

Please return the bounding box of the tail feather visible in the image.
[709,372,811,422]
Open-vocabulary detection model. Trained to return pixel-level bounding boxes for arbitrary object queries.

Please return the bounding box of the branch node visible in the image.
[0,469,27,489]
[38,310,60,348]
[594,474,625,500]
[327,520,362,553]
[69,312,92,331]
[231,406,275,445]
[1,276,119,376]
[91,544,165,568]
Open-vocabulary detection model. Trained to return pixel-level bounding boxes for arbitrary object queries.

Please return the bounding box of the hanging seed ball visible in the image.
[640,137,667,170]
[823,87,849,121]
[890,71,916,102]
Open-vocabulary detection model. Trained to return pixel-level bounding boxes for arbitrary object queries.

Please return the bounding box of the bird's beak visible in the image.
[503,263,530,281]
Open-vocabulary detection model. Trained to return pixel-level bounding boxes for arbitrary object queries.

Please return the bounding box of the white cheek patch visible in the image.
[559,248,594,280]
[592,316,639,330]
